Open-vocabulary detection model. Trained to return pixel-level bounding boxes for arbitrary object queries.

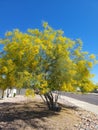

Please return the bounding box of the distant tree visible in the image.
[0,22,97,110]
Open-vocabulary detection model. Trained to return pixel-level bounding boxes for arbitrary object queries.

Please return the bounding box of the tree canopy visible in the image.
[0,22,96,93]
[0,22,97,109]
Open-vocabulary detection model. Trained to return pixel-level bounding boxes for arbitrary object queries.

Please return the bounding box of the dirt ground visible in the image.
[0,95,97,130]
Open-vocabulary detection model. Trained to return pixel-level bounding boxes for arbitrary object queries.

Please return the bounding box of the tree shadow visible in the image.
[0,100,79,129]
[58,103,78,110]
[0,101,60,129]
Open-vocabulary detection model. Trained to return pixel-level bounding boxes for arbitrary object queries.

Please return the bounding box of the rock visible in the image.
[79,128,85,130]
[95,125,98,129]
[74,124,78,127]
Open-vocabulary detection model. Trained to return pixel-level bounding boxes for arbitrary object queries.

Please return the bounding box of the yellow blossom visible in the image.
[90,54,96,59]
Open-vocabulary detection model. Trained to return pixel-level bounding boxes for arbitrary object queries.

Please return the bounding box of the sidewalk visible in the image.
[58,94,98,115]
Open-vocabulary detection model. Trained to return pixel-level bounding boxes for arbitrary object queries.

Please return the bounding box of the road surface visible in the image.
[59,92,98,105]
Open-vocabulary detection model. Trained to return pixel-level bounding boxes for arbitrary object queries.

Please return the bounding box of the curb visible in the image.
[58,95,98,115]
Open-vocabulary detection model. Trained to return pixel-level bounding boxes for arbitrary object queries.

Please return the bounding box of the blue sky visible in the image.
[0,0,98,83]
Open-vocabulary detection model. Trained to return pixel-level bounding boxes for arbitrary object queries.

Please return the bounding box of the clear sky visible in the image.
[0,0,98,83]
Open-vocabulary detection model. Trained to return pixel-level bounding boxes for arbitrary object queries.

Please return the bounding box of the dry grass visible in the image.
[0,95,82,130]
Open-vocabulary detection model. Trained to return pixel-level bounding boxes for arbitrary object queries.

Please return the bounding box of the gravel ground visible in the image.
[75,109,98,130]
[0,95,98,130]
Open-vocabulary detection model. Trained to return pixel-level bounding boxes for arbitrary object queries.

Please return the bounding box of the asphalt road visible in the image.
[59,92,98,105]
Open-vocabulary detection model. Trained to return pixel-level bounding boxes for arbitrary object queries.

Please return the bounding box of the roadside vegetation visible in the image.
[0,22,97,111]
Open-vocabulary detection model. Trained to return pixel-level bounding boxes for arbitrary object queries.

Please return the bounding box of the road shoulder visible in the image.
[58,94,98,115]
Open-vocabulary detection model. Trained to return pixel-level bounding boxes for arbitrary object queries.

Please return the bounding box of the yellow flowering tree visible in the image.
[0,22,97,110]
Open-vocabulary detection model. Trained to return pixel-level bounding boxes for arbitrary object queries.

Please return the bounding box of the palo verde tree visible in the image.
[0,22,97,110]
[0,57,16,98]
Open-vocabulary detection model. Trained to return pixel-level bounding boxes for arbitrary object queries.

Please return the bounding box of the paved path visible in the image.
[58,94,98,115]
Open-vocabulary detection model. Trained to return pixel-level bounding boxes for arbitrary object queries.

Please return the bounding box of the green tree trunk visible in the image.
[44,92,61,112]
